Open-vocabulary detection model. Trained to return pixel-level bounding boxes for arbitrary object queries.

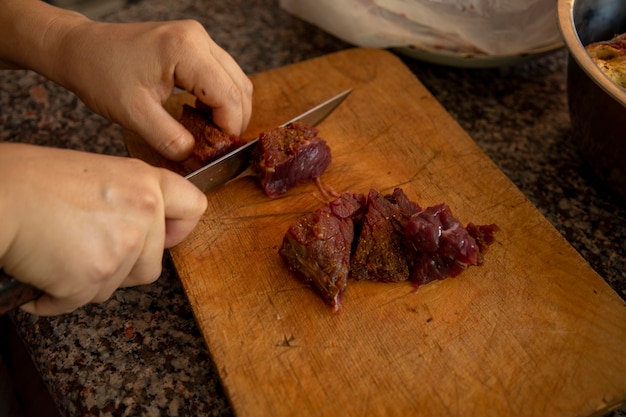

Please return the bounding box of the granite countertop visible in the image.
[1,0,625,416]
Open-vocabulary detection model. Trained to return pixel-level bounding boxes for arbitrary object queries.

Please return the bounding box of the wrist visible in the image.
[0,0,90,82]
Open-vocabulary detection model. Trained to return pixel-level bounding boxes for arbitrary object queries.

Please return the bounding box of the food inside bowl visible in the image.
[585,33,626,89]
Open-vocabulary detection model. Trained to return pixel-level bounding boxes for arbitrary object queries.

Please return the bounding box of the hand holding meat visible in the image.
[0,143,207,316]
[0,0,250,315]
[0,0,253,161]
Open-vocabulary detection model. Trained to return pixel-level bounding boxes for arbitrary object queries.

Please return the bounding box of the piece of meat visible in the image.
[180,104,244,165]
[279,186,498,312]
[250,122,332,197]
[405,203,484,286]
[279,192,367,313]
[466,223,500,265]
[350,189,420,282]
[386,188,421,222]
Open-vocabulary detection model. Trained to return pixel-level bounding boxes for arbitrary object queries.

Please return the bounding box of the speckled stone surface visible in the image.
[1,0,625,416]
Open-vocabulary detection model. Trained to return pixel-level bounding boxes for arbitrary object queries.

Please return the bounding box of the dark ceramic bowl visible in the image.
[558,0,626,201]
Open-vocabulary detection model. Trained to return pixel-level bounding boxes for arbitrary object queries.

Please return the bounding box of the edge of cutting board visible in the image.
[124,47,626,417]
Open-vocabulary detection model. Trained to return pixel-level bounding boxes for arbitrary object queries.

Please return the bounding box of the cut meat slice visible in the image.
[405,203,491,286]
[466,223,500,266]
[180,104,244,165]
[350,189,420,282]
[279,187,498,312]
[251,122,332,197]
[279,192,366,313]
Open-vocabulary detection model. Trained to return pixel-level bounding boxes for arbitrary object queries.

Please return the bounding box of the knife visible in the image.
[0,88,352,314]
[185,88,352,193]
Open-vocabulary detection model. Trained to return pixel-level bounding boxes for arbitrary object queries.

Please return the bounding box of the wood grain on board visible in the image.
[124,48,626,417]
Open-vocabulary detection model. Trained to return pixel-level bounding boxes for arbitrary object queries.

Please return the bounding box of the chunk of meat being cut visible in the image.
[350,189,421,282]
[180,104,245,165]
[251,122,332,197]
[405,203,498,287]
[279,192,366,313]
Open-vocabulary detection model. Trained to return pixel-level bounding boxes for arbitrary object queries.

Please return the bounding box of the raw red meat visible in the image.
[279,187,498,312]
[466,223,500,265]
[279,192,367,313]
[350,189,420,282]
[405,203,485,286]
[180,104,244,165]
[251,122,332,197]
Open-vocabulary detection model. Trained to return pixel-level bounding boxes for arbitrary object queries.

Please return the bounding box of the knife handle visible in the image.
[0,269,43,315]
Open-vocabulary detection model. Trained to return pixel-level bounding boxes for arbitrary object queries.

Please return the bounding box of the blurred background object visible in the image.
[45,0,138,18]
[279,0,564,67]
[558,0,626,202]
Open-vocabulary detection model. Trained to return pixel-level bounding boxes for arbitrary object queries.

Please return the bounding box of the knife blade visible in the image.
[0,88,352,315]
[185,88,352,193]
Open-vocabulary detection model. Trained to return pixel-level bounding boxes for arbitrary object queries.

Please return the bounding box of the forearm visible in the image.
[0,0,90,81]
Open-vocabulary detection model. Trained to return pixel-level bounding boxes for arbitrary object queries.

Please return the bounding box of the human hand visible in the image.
[0,143,207,316]
[60,19,253,161]
[2,2,252,161]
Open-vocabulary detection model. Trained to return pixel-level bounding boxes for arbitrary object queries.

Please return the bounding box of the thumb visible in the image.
[159,168,208,248]
[128,98,195,162]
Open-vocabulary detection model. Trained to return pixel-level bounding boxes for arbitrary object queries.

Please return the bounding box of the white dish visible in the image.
[393,42,564,68]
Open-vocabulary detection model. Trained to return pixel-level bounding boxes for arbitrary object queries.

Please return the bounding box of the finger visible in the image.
[181,61,244,136]
[118,176,168,288]
[159,168,207,248]
[21,251,141,314]
[20,290,93,317]
[120,231,164,289]
[121,169,205,287]
[200,43,253,135]
[122,175,205,290]
[175,35,252,136]
[21,295,73,317]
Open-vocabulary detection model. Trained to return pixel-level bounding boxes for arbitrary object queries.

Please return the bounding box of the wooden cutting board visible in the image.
[124,48,626,417]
